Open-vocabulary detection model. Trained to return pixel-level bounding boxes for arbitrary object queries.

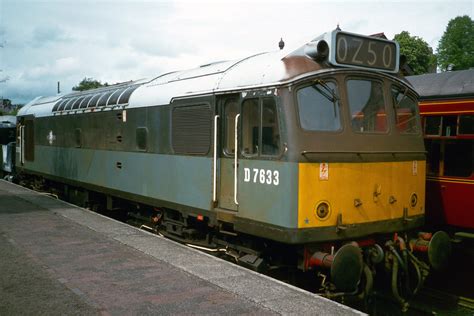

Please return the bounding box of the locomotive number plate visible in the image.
[243,168,279,186]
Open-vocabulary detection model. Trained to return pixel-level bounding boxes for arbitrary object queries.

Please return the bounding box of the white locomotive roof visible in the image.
[18,49,293,118]
[129,50,288,109]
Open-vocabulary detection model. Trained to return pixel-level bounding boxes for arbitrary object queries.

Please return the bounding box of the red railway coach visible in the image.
[407,69,474,232]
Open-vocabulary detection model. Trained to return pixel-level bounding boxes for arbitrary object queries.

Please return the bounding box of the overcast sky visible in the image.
[0,0,472,104]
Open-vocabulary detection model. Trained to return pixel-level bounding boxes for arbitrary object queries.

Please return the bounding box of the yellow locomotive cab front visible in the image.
[298,160,426,228]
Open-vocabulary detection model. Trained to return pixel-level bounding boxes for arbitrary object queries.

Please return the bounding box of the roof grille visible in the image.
[52,84,140,113]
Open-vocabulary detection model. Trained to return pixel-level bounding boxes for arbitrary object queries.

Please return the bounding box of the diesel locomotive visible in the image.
[15,29,450,305]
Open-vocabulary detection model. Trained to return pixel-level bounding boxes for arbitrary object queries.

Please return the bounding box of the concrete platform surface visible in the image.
[0,180,363,315]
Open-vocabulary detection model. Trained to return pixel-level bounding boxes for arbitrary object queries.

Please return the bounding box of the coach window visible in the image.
[347,79,388,133]
[425,139,441,175]
[459,115,474,135]
[425,116,442,136]
[442,115,457,137]
[223,98,239,155]
[391,86,420,134]
[297,80,341,131]
[443,140,473,177]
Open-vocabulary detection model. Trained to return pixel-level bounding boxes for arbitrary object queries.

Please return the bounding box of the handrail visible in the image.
[20,125,25,165]
[234,114,240,205]
[213,115,219,203]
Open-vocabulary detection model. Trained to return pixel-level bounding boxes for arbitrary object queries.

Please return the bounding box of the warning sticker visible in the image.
[412,161,418,176]
[319,163,329,180]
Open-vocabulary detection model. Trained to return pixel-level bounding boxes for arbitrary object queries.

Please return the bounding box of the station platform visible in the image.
[0,180,362,315]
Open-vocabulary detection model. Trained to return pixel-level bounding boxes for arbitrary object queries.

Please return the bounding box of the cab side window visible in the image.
[242,97,280,157]
[261,98,280,155]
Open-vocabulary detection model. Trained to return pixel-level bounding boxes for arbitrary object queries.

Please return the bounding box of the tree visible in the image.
[72,77,108,91]
[437,15,474,71]
[393,31,436,75]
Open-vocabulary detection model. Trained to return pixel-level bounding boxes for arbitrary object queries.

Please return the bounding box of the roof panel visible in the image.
[407,69,474,99]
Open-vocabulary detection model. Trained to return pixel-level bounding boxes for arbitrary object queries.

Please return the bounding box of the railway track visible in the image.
[361,287,474,315]
[459,296,474,310]
[407,287,474,315]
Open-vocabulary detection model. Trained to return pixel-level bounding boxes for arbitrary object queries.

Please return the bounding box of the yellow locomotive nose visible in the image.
[298,161,426,229]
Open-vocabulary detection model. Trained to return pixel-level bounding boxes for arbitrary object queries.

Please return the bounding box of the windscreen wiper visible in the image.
[312,79,339,117]
[312,79,339,103]
[393,86,408,109]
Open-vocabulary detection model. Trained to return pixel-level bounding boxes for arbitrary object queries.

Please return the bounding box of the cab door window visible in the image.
[242,98,259,156]
[223,98,239,155]
[261,98,280,155]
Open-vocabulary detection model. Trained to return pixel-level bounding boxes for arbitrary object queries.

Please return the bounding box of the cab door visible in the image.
[217,96,240,211]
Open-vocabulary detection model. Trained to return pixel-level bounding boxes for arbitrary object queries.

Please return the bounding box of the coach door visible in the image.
[216,96,240,211]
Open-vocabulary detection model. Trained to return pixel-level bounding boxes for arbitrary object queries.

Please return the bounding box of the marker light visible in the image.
[410,193,418,208]
[315,201,330,220]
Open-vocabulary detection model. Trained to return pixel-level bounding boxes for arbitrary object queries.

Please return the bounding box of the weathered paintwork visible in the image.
[30,146,213,211]
[27,145,299,228]
[298,161,426,229]
[234,159,299,228]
